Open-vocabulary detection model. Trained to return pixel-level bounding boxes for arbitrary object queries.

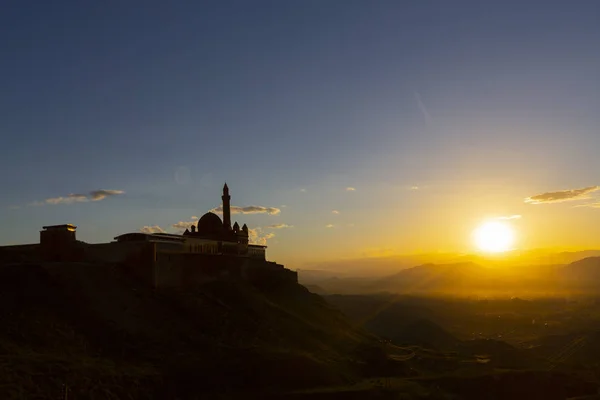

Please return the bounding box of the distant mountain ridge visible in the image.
[302,256,600,295]
[561,257,600,286]
[299,249,600,283]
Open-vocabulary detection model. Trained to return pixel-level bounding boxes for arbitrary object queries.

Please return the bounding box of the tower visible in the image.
[222,182,232,230]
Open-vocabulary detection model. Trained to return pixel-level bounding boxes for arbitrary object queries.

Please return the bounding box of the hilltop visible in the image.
[0,262,379,399]
[5,258,600,399]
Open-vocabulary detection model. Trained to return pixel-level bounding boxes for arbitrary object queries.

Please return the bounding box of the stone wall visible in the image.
[121,242,157,287]
[153,252,249,288]
[150,250,297,290]
[83,242,148,264]
[0,244,41,264]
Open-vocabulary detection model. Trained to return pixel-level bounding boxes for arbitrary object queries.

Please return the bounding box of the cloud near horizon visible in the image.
[248,227,275,245]
[497,215,522,220]
[346,187,356,191]
[525,186,600,204]
[210,205,281,215]
[264,223,293,229]
[332,210,340,214]
[140,225,165,234]
[168,216,280,245]
[574,202,600,209]
[33,189,125,206]
[172,219,197,230]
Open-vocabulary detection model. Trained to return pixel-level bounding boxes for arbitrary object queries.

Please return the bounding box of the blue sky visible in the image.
[2,1,600,267]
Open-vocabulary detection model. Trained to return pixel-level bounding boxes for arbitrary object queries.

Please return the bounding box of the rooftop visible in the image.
[42,224,77,231]
[113,232,185,243]
[152,233,186,239]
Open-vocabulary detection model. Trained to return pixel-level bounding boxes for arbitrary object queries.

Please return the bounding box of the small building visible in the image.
[40,224,79,261]
[40,224,77,243]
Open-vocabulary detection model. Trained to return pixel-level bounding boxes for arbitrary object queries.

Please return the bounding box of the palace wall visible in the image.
[153,252,250,288]
[1,233,296,291]
[84,242,149,264]
[0,244,41,264]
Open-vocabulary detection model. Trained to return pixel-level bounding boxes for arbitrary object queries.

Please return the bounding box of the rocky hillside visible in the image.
[0,262,378,399]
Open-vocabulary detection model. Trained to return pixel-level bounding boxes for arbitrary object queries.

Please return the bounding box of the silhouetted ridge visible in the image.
[0,263,377,398]
[562,257,600,285]
[370,262,486,293]
[392,318,459,349]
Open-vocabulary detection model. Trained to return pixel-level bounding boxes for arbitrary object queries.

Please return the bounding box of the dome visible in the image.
[196,212,223,235]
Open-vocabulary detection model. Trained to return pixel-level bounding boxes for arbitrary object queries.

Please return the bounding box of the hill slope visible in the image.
[0,263,376,398]
[561,257,600,289]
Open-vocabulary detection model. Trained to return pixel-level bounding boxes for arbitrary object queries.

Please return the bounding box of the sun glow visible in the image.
[473,221,515,253]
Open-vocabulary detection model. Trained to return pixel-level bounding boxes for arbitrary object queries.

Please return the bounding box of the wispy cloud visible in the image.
[574,202,600,209]
[497,215,522,220]
[89,190,124,201]
[325,224,334,228]
[32,189,125,206]
[300,188,307,192]
[410,186,420,191]
[264,223,293,229]
[172,219,197,230]
[210,205,281,215]
[332,210,340,214]
[140,225,165,234]
[346,187,356,191]
[41,194,87,205]
[525,186,600,204]
[415,91,433,126]
[248,227,275,245]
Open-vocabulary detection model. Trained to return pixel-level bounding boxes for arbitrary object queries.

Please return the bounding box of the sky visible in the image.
[1,0,600,269]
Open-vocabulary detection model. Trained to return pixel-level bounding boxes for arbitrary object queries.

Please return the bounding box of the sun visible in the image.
[473,221,515,253]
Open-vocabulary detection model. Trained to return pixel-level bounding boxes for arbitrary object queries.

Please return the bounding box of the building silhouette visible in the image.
[0,184,296,289]
[115,183,266,259]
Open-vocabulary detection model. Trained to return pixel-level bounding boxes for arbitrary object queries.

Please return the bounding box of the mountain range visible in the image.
[300,255,600,296]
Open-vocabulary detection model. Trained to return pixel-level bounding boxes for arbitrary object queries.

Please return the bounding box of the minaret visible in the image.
[222,182,232,230]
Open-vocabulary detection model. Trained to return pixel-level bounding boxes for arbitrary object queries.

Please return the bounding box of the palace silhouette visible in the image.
[0,184,296,289]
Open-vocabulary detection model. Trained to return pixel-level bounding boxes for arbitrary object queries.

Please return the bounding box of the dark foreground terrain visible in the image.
[324,293,600,399]
[0,262,384,399]
[2,262,600,399]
